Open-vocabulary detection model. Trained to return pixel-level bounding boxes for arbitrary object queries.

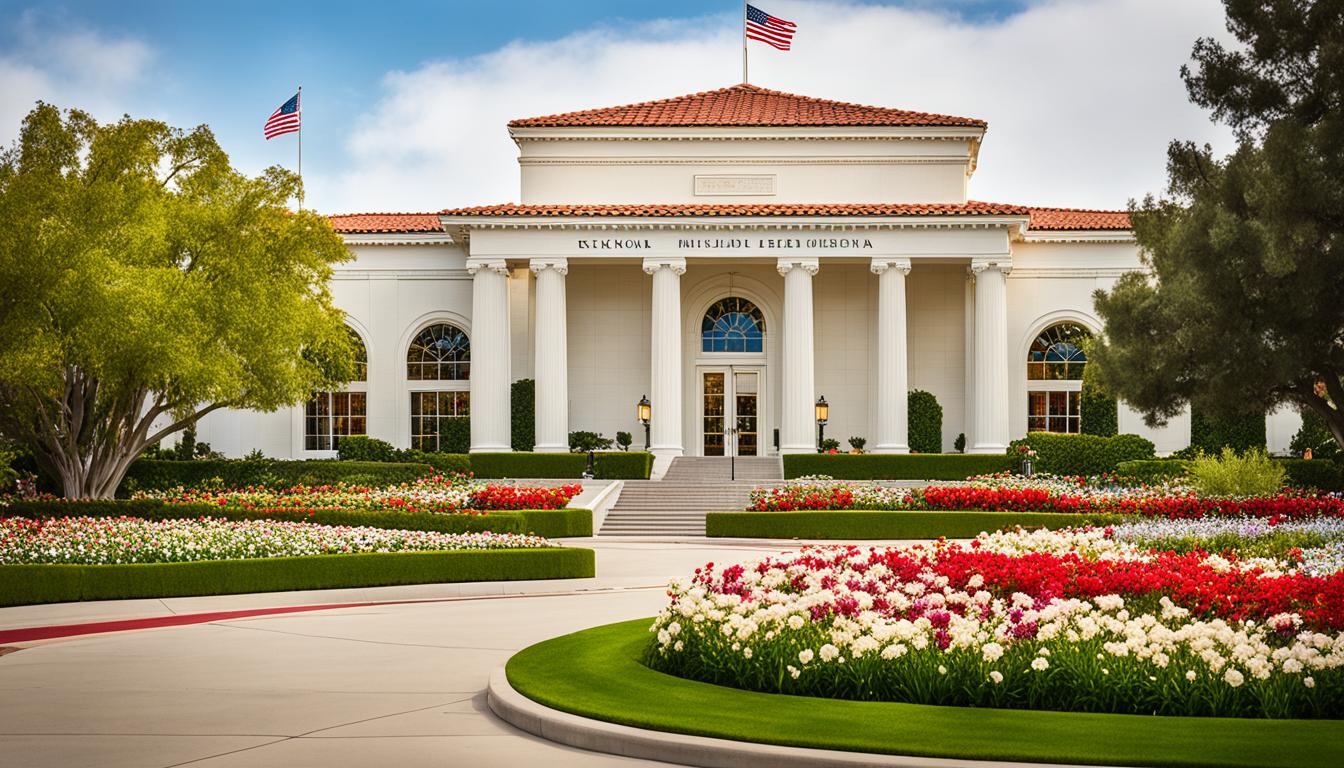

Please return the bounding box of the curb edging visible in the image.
[485,666,1110,768]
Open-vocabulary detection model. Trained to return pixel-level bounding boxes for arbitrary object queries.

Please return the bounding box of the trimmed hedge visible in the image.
[0,548,596,607]
[1281,459,1344,493]
[0,498,529,535]
[706,510,1129,540]
[1187,407,1267,455]
[516,508,593,538]
[1115,459,1191,484]
[470,451,652,479]
[122,459,434,494]
[439,416,471,454]
[783,454,1013,481]
[907,390,943,454]
[1010,432,1155,476]
[1079,371,1118,437]
[512,378,536,452]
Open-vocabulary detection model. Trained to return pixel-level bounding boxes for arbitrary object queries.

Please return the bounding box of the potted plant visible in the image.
[848,436,866,454]
[820,438,841,454]
[1015,444,1037,476]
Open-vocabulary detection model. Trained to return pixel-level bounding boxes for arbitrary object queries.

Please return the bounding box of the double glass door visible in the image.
[702,368,760,456]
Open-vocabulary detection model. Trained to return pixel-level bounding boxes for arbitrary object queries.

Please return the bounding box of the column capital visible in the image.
[642,256,686,276]
[777,257,820,277]
[528,257,568,276]
[466,258,509,276]
[870,257,912,276]
[967,257,1012,279]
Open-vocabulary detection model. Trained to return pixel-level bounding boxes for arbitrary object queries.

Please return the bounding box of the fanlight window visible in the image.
[407,323,470,380]
[348,327,368,382]
[1027,323,1090,381]
[701,297,766,353]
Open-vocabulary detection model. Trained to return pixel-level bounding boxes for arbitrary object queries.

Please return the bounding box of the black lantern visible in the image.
[637,394,651,451]
[815,395,829,452]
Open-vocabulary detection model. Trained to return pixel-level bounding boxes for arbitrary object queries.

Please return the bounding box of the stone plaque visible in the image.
[693,174,776,196]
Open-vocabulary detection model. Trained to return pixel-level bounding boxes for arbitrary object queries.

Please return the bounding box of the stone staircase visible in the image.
[598,456,783,536]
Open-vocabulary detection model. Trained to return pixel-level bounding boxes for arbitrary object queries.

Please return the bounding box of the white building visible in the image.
[197,84,1299,468]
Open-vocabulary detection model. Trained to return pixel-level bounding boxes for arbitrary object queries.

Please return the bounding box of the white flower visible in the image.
[787,615,805,630]
[673,641,684,652]
[881,643,907,660]
[1037,647,1051,657]
[742,647,753,659]
[981,643,1004,663]
[989,670,1003,684]
[1223,668,1245,688]
[1304,676,1315,689]
[668,622,681,636]
[1186,670,1197,682]
[788,665,801,680]
[1031,657,1049,672]
[819,644,840,662]
[798,649,814,665]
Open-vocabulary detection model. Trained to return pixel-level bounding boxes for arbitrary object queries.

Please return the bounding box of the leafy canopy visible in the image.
[1090,1,1344,447]
[0,103,354,497]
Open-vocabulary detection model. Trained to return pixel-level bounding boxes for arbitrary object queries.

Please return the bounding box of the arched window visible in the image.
[304,326,369,451]
[701,297,766,353]
[1026,322,1091,434]
[406,323,471,451]
[407,323,470,380]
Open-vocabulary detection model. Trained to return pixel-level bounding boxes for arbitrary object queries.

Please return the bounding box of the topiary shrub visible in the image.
[569,431,614,452]
[1115,459,1191,485]
[512,378,535,452]
[953,433,966,454]
[1079,367,1118,437]
[1188,447,1285,497]
[616,431,633,451]
[1290,408,1340,460]
[337,436,398,463]
[908,390,942,454]
[1009,433,1155,476]
[1183,406,1266,457]
[439,416,471,454]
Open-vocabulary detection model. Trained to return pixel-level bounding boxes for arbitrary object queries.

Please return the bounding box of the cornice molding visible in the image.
[509,125,985,144]
[1020,230,1136,244]
[1006,267,1144,279]
[340,232,454,246]
[441,215,1030,235]
[517,156,968,167]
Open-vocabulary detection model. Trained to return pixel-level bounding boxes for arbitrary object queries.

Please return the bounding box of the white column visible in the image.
[530,258,568,452]
[643,257,686,461]
[871,257,912,453]
[467,258,511,453]
[778,257,819,454]
[969,258,1011,453]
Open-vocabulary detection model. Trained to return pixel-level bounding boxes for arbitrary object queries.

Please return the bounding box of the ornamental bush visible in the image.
[1079,367,1118,437]
[1115,459,1191,484]
[337,436,398,463]
[1188,448,1286,497]
[782,454,1013,480]
[121,459,433,494]
[1184,406,1267,456]
[512,378,536,452]
[470,451,651,479]
[1009,433,1155,476]
[439,417,471,454]
[1291,408,1340,460]
[907,390,942,454]
[1281,458,1344,493]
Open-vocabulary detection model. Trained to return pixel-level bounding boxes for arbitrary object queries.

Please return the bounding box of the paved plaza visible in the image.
[0,539,832,768]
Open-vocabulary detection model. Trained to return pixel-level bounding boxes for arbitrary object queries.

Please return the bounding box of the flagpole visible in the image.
[742,0,748,83]
[297,86,304,209]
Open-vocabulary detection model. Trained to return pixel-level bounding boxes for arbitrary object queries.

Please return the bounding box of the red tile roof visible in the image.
[328,213,443,234]
[509,84,986,129]
[1027,207,1132,231]
[439,202,1030,218]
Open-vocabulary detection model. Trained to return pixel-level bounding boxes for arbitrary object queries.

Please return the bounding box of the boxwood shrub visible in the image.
[516,508,593,538]
[1010,432,1155,476]
[1185,406,1267,456]
[0,498,528,535]
[1115,459,1191,484]
[783,454,1013,480]
[122,459,435,494]
[706,510,1128,540]
[908,390,943,454]
[1280,459,1344,492]
[470,452,652,479]
[0,548,597,607]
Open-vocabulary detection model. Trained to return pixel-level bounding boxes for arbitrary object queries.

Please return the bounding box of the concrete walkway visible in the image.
[0,538,885,768]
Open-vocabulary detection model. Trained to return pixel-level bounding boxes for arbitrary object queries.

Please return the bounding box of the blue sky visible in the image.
[0,1,1230,212]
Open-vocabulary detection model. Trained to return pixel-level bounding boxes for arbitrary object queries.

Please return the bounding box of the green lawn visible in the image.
[706,510,1130,539]
[506,619,1344,768]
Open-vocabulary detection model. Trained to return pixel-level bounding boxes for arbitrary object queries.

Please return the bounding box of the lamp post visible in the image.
[637,395,651,451]
[815,395,829,453]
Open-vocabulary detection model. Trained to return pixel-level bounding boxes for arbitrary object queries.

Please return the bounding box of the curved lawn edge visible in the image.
[705,510,1129,539]
[0,548,595,607]
[506,619,1344,768]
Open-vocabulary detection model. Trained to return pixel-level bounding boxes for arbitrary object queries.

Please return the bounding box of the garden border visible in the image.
[501,619,1344,768]
[705,510,1129,539]
[0,548,595,607]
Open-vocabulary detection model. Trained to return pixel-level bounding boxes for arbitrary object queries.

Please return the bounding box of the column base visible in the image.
[869,445,910,454]
[469,445,513,454]
[532,444,569,453]
[967,444,1007,455]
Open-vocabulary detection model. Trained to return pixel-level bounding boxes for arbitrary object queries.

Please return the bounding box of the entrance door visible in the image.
[701,368,761,456]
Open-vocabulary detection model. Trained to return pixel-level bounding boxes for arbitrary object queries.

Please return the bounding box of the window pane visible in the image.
[701,297,766,354]
[407,323,470,380]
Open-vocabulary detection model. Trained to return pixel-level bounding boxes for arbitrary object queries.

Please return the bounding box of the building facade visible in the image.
[196,84,1300,468]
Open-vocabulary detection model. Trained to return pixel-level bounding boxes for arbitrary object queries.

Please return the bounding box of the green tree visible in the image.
[0,104,354,498]
[1090,1,1344,450]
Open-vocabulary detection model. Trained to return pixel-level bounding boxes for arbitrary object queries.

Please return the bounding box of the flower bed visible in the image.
[747,474,1344,520]
[646,529,1344,719]
[0,515,556,565]
[130,474,581,516]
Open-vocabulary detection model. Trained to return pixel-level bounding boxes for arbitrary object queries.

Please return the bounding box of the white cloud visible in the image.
[318,0,1235,213]
[0,10,154,146]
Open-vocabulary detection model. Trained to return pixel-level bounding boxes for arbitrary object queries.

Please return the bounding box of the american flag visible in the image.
[746,4,797,51]
[264,92,301,140]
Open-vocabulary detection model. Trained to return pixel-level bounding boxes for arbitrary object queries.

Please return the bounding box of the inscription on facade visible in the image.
[575,236,874,251]
[693,174,777,196]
